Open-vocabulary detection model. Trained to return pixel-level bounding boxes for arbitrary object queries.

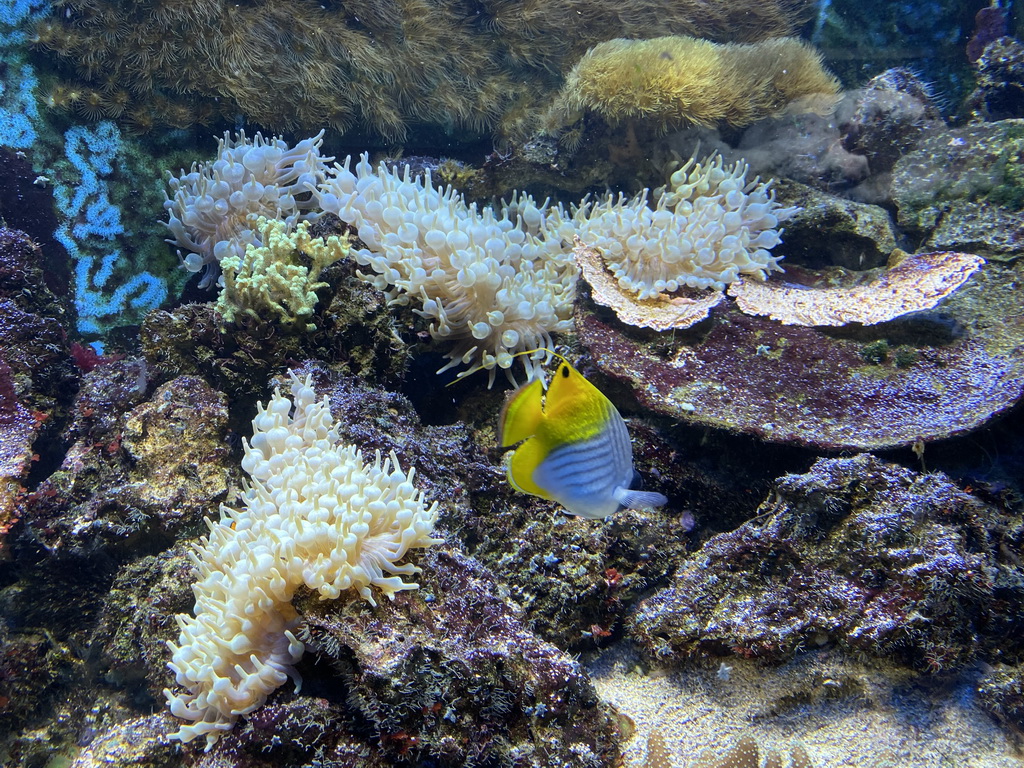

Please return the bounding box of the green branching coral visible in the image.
[32,0,817,142]
[216,217,350,332]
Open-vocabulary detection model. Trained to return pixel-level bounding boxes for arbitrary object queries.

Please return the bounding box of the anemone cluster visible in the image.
[163,130,329,288]
[164,373,441,749]
[313,154,578,384]
[575,153,798,296]
[166,132,797,382]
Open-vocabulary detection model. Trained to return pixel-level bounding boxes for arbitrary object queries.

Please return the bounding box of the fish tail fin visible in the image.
[614,488,668,511]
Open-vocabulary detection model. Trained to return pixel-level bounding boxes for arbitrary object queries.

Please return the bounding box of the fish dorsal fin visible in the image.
[497,377,545,447]
[507,437,553,499]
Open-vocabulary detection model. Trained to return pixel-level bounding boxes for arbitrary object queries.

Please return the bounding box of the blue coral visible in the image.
[0,1,46,149]
[52,123,168,333]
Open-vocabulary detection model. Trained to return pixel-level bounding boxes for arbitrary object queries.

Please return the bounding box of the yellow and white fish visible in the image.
[497,351,668,519]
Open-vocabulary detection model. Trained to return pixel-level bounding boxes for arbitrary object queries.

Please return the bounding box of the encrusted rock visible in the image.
[773,181,898,270]
[891,119,1024,260]
[839,68,945,175]
[120,376,231,519]
[628,455,1024,672]
[69,714,179,768]
[297,548,622,767]
[967,36,1024,122]
[979,662,1024,735]
[18,363,235,557]
[576,255,1024,451]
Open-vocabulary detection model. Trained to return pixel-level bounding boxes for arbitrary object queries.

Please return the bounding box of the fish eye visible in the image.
[560,365,570,378]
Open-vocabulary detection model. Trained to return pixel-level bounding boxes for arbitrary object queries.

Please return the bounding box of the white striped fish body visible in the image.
[500,358,668,519]
[531,409,635,518]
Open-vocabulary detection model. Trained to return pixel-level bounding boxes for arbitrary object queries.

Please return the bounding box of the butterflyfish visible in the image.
[497,351,668,519]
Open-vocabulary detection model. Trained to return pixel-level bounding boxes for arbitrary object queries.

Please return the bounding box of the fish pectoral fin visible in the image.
[613,487,668,511]
[507,438,552,499]
[498,377,546,447]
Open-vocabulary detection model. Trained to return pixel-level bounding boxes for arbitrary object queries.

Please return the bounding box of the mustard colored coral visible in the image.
[164,373,441,749]
[553,36,841,130]
[216,217,350,331]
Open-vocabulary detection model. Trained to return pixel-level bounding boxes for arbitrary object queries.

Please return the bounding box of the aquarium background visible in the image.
[1,0,1024,766]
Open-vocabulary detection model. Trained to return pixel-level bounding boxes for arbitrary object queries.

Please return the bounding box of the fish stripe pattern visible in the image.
[533,415,634,517]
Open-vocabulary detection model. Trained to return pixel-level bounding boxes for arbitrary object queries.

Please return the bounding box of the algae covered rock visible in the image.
[967,36,1024,122]
[120,376,232,523]
[891,119,1024,259]
[628,455,1024,672]
[839,67,945,176]
[576,253,1024,451]
[775,181,897,270]
[297,548,622,767]
[19,366,235,557]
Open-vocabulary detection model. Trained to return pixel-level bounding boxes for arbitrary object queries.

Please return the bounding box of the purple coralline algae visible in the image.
[90,534,624,765]
[17,369,233,558]
[629,454,1024,673]
[575,250,1024,450]
[295,548,621,767]
[0,226,77,554]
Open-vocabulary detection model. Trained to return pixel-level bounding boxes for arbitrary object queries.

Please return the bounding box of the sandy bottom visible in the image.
[588,644,1023,768]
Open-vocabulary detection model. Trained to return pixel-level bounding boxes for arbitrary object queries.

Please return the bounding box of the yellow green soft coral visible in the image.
[216,217,349,331]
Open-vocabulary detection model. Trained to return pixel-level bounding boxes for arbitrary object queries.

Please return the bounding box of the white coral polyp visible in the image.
[314,155,577,384]
[164,373,441,749]
[164,130,331,288]
[575,154,797,299]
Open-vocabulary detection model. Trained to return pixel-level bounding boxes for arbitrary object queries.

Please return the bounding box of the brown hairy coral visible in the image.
[552,36,841,131]
[36,0,817,142]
